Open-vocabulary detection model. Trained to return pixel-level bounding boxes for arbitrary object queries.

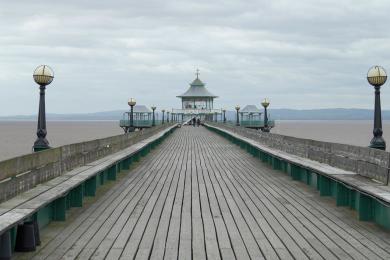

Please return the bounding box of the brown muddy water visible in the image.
[0,120,389,161]
[0,121,123,161]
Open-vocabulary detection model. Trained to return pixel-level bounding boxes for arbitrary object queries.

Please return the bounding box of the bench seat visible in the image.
[206,123,390,229]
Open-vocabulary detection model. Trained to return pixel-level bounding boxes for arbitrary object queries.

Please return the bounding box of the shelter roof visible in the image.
[133,105,152,113]
[241,105,262,113]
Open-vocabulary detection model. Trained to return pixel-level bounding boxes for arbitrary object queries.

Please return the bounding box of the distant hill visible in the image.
[0,110,127,121]
[0,108,387,121]
[226,108,386,120]
[267,108,384,120]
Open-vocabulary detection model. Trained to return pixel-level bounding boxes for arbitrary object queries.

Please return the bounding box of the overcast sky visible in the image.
[0,0,390,116]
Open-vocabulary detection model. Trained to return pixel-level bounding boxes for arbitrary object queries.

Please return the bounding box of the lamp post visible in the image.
[162,109,165,124]
[367,66,387,150]
[261,98,270,132]
[33,65,54,152]
[128,98,136,132]
[167,111,170,123]
[235,105,240,126]
[222,109,226,123]
[151,106,156,126]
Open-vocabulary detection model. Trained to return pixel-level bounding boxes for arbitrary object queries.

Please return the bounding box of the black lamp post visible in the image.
[128,98,136,132]
[223,109,226,123]
[162,109,165,124]
[367,66,387,150]
[235,105,240,126]
[261,98,270,132]
[33,65,54,152]
[151,106,156,126]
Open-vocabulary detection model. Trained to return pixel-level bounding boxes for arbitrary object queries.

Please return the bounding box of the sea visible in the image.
[0,120,388,161]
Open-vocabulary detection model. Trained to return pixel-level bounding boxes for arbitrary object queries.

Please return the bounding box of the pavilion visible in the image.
[240,105,262,122]
[119,105,155,132]
[172,70,221,121]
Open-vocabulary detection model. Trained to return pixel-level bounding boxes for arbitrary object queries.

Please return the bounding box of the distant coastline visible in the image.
[0,108,388,121]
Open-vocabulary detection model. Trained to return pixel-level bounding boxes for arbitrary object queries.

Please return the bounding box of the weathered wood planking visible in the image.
[20,127,390,260]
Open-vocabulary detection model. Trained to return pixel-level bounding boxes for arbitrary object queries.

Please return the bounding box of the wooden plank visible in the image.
[68,135,176,259]
[199,139,251,260]
[21,126,390,260]
[229,145,390,259]
[178,135,192,260]
[219,132,389,259]
[206,124,390,206]
[191,138,207,260]
[196,137,232,260]
[163,134,188,260]
[39,138,171,260]
[120,136,182,259]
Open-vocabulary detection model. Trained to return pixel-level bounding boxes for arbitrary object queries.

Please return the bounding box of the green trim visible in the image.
[373,200,390,229]
[336,182,350,207]
[85,176,97,196]
[33,146,50,152]
[37,204,53,228]
[272,157,282,171]
[52,196,66,221]
[359,193,374,221]
[70,185,83,207]
[10,227,16,252]
[133,153,140,162]
[108,165,117,181]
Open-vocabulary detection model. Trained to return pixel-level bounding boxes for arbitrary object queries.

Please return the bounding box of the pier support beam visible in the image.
[85,176,97,197]
[53,196,66,221]
[319,175,332,196]
[359,193,374,221]
[336,183,349,207]
[70,185,83,207]
[108,165,117,181]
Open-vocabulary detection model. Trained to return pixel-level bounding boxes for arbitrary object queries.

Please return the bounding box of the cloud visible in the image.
[0,0,390,116]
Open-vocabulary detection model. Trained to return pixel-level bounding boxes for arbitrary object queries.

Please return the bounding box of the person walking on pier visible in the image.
[197,118,201,127]
[192,117,196,127]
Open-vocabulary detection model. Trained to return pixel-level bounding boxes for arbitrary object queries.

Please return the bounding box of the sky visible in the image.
[0,0,390,116]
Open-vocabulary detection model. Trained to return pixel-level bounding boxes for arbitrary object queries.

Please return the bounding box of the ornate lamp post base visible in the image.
[33,139,50,152]
[369,136,386,150]
[262,127,270,133]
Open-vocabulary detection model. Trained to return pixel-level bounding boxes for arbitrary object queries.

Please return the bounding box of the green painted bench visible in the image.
[205,123,390,230]
[0,125,177,258]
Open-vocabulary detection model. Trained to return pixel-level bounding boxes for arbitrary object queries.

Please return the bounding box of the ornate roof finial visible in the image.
[195,68,200,79]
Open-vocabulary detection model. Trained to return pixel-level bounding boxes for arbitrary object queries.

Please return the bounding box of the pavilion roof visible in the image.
[177,77,218,98]
[241,105,262,113]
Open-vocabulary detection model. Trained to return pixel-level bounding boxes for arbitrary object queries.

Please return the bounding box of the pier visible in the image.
[0,71,389,260]
[1,124,390,259]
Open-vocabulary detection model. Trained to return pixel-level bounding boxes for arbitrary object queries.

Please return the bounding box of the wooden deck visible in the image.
[19,126,390,260]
